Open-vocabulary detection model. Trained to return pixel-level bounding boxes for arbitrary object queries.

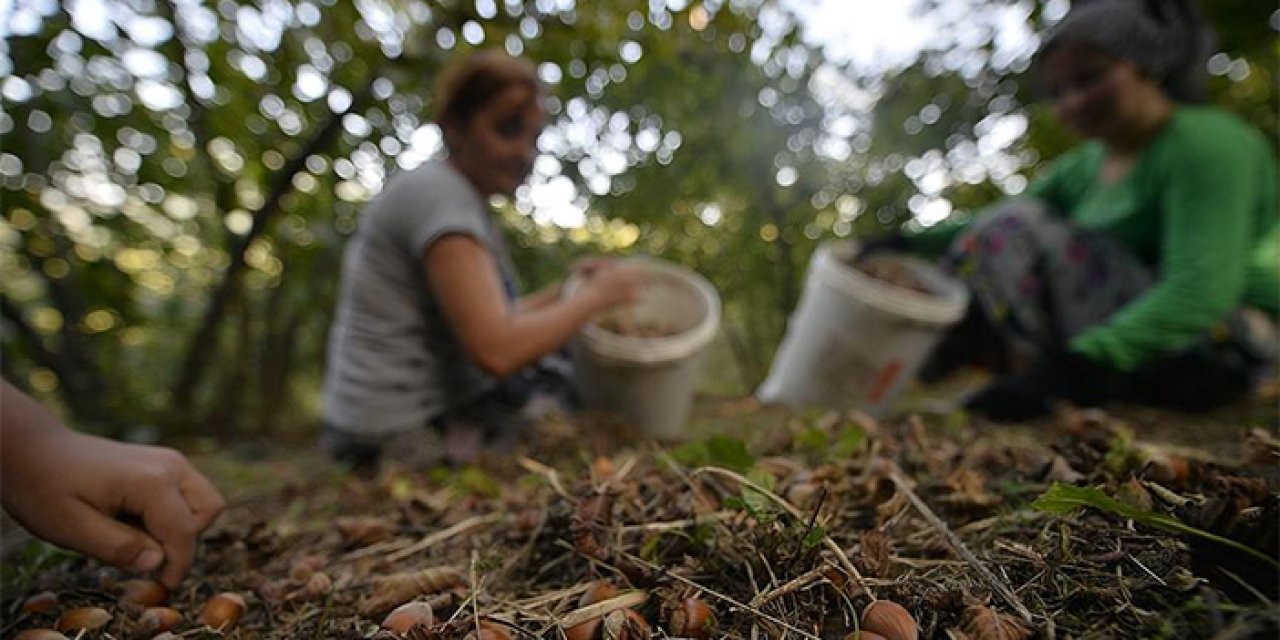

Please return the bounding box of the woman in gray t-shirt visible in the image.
[323,52,642,468]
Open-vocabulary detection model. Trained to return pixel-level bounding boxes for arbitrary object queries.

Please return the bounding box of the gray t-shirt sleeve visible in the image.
[371,161,492,261]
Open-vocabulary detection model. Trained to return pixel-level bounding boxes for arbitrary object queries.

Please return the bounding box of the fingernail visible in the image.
[133,547,163,572]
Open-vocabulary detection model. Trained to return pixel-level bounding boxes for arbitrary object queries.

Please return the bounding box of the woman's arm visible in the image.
[426,235,641,378]
[517,285,564,313]
[516,258,614,313]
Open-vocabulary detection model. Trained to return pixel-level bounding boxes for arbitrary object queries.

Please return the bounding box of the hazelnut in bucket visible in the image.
[565,257,721,440]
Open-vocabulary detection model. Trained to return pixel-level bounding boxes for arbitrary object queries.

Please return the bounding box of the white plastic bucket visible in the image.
[756,241,968,415]
[568,258,721,440]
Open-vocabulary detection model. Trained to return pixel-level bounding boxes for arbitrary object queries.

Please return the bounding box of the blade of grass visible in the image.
[1031,483,1278,568]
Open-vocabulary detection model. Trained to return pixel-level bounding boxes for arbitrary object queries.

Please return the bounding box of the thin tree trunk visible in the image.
[200,295,255,436]
[168,87,371,416]
[722,313,763,393]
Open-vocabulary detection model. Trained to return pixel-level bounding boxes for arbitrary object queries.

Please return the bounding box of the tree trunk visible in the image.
[168,87,371,418]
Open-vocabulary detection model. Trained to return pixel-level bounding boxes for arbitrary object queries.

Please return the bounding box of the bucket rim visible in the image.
[569,257,722,365]
[816,241,968,324]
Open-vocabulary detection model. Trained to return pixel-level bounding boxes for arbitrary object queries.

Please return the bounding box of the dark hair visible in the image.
[435,51,542,138]
[1034,0,1215,103]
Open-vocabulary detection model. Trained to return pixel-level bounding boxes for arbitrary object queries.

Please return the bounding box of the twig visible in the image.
[338,537,413,562]
[518,456,573,500]
[693,466,875,600]
[619,551,821,639]
[619,511,736,533]
[1216,567,1276,608]
[653,448,722,514]
[509,583,591,611]
[388,512,505,562]
[749,566,827,608]
[1126,554,1166,587]
[469,550,482,633]
[887,467,1034,622]
[555,591,648,628]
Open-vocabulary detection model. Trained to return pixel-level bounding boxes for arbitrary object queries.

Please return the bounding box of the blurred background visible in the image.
[1,0,1274,440]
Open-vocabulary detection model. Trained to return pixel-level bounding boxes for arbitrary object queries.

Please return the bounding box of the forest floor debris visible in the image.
[2,392,1277,639]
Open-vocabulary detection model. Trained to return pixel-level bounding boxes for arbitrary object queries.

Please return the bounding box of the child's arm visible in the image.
[0,380,225,588]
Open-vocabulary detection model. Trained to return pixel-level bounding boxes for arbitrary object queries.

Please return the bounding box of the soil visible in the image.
[2,393,1276,639]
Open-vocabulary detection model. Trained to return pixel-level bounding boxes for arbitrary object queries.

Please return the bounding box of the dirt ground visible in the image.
[2,384,1277,639]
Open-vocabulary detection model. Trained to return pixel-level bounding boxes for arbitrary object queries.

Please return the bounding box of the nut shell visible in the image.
[199,592,246,630]
[602,609,650,640]
[55,607,112,633]
[381,601,434,634]
[14,631,70,640]
[120,579,168,607]
[581,581,620,606]
[564,618,600,640]
[860,600,918,640]
[20,591,58,614]
[138,607,183,634]
[289,554,326,581]
[668,597,714,638]
[465,621,514,640]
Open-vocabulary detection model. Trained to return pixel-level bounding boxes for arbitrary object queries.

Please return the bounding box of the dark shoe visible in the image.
[920,302,1009,383]
[964,374,1054,422]
[320,426,383,474]
[965,348,1114,422]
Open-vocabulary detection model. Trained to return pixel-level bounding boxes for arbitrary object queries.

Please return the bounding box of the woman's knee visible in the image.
[970,199,1052,238]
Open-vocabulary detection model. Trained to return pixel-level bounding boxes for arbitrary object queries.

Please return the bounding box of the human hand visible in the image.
[579,261,646,311]
[1,427,225,588]
[568,256,614,278]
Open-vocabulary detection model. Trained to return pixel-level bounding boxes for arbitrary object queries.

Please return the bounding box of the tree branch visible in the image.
[169,85,374,412]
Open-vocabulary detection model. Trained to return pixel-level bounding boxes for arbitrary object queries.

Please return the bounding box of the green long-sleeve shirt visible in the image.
[908,106,1279,371]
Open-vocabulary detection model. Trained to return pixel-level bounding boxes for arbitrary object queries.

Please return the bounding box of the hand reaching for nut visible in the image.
[0,380,226,589]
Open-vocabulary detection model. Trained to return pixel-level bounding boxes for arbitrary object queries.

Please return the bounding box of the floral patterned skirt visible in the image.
[940,199,1265,409]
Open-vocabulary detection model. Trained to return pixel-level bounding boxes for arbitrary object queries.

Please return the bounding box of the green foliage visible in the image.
[1032,483,1278,568]
[1,1,1272,436]
[672,434,756,472]
[0,541,78,589]
[801,525,827,549]
[796,422,865,463]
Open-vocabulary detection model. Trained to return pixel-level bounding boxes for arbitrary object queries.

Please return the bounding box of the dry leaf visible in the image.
[1116,476,1154,512]
[572,490,615,560]
[1043,455,1084,484]
[854,529,891,578]
[336,516,396,546]
[962,605,1033,640]
[361,567,466,615]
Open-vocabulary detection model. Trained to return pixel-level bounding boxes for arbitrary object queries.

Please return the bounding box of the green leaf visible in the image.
[704,435,755,472]
[832,425,866,458]
[740,487,775,521]
[746,467,778,492]
[802,525,827,549]
[1103,427,1137,473]
[795,427,828,454]
[639,534,664,561]
[1031,483,1279,568]
[671,440,710,468]
[455,466,501,499]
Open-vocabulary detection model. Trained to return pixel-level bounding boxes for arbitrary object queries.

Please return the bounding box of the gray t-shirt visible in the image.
[323,160,518,436]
